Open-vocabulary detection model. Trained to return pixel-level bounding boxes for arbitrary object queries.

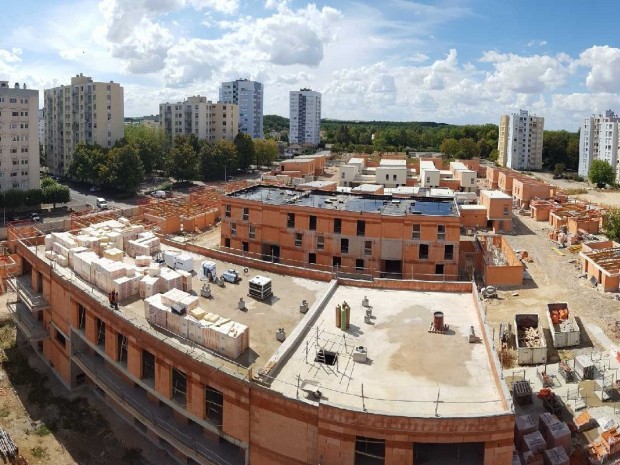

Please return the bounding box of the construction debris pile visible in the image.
[144,291,249,358]
[519,326,542,348]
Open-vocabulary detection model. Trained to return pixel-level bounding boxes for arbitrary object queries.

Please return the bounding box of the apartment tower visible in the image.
[219,79,263,139]
[159,96,239,142]
[289,88,321,146]
[497,109,544,171]
[44,74,124,176]
[0,81,40,190]
[578,110,620,179]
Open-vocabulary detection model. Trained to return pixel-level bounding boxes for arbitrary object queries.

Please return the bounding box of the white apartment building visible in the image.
[449,161,477,192]
[38,109,45,158]
[44,74,124,176]
[578,110,620,179]
[159,96,239,142]
[0,81,40,190]
[219,79,263,139]
[420,160,440,187]
[375,159,407,187]
[289,89,321,146]
[498,109,544,171]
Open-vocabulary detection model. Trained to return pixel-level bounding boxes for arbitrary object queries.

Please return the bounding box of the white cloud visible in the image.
[578,46,620,93]
[408,52,429,63]
[527,40,547,47]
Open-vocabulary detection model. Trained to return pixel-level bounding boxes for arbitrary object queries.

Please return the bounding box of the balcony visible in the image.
[71,335,244,465]
[7,301,48,341]
[7,276,50,312]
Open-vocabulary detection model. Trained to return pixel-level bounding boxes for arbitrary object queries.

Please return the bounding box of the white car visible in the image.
[152,190,167,198]
[96,198,108,209]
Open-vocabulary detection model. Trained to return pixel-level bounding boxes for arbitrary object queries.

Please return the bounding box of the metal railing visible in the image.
[73,351,240,465]
[7,301,48,340]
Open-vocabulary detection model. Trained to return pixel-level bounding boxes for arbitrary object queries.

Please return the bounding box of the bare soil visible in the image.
[535,172,620,207]
[483,213,620,364]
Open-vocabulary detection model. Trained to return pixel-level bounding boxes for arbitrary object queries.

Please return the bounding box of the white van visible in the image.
[152,190,167,198]
[96,198,108,209]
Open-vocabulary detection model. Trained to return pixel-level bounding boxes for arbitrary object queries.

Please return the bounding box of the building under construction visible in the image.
[5,216,516,465]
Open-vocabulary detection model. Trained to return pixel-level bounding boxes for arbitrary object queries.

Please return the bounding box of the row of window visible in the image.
[0,97,28,104]
[76,305,225,427]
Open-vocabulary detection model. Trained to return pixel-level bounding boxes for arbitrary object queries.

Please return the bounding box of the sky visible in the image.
[1,0,620,130]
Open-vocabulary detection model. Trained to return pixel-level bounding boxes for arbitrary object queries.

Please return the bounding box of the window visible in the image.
[357,220,365,236]
[385,174,389,180]
[225,204,231,217]
[334,218,341,234]
[308,253,316,264]
[96,318,105,347]
[333,256,341,268]
[249,225,256,239]
[55,328,66,348]
[419,244,429,260]
[287,213,295,228]
[205,386,224,427]
[231,223,237,236]
[172,368,187,406]
[295,232,303,247]
[317,235,324,250]
[435,264,444,275]
[142,349,155,380]
[393,174,397,181]
[503,206,509,216]
[412,224,421,240]
[444,245,454,261]
[117,333,128,365]
[356,259,364,271]
[355,436,385,465]
[77,304,86,330]
[437,225,446,240]
[341,238,349,253]
[242,207,249,221]
[309,215,317,231]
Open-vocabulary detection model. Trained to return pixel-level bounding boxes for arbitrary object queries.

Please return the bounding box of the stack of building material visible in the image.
[514,415,537,449]
[144,294,168,327]
[73,251,100,282]
[103,247,124,262]
[521,431,546,465]
[602,427,620,457]
[177,269,193,292]
[586,440,608,465]
[159,267,182,292]
[540,420,570,454]
[139,275,159,298]
[126,232,160,258]
[161,288,187,307]
[112,275,141,300]
[44,234,53,250]
[572,410,597,432]
[135,255,152,267]
[147,264,160,277]
[575,354,596,379]
[513,449,523,465]
[542,447,568,465]
[68,246,89,267]
[93,258,128,293]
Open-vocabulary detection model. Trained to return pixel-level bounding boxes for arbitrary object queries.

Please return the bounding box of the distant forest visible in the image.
[263,115,579,171]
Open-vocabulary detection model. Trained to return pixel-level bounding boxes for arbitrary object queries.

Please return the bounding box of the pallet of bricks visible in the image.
[586,427,620,465]
[126,231,160,258]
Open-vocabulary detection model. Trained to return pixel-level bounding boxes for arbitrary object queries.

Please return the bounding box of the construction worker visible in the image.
[108,291,113,308]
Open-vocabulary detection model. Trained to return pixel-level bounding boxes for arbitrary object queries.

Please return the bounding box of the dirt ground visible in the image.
[483,212,620,363]
[0,317,166,465]
[535,172,620,207]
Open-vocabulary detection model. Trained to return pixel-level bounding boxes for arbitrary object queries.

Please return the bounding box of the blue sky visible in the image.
[1,0,619,129]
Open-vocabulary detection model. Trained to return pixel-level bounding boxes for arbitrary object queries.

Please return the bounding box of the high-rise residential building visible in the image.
[159,96,239,142]
[219,79,263,139]
[497,109,544,171]
[289,88,321,146]
[0,81,40,190]
[44,74,124,176]
[38,109,45,158]
[578,110,620,179]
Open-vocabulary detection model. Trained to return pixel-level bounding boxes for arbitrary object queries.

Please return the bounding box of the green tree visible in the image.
[109,145,145,193]
[603,209,620,242]
[554,163,566,178]
[24,189,43,207]
[42,184,70,209]
[122,125,168,175]
[458,138,479,159]
[477,139,492,159]
[233,133,255,171]
[566,138,579,171]
[166,137,200,182]
[439,138,460,157]
[589,160,615,188]
[488,149,499,163]
[4,189,25,212]
[254,139,279,168]
[201,140,238,181]
[69,143,109,185]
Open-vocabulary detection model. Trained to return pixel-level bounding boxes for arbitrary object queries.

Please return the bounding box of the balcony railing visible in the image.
[73,349,243,465]
[7,276,50,311]
[7,301,48,341]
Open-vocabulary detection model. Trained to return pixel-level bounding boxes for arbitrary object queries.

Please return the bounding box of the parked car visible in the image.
[152,190,167,198]
[30,213,41,222]
[221,269,240,284]
[96,198,108,209]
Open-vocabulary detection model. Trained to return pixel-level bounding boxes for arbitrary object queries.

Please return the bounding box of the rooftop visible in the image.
[227,186,458,217]
[270,286,509,417]
[481,190,512,200]
[379,159,407,167]
[582,247,620,275]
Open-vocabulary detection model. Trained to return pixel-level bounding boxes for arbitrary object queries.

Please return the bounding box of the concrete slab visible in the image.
[271,286,508,417]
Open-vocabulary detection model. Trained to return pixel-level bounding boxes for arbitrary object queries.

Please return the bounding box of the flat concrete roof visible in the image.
[228,186,458,217]
[270,286,508,417]
[352,184,383,193]
[379,159,407,167]
[460,205,487,210]
[481,189,512,199]
[298,180,336,188]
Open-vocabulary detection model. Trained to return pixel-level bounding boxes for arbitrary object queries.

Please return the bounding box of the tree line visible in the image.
[3,176,70,212]
[68,126,279,191]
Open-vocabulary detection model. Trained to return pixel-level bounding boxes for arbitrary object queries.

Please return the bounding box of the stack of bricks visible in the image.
[521,431,546,464]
